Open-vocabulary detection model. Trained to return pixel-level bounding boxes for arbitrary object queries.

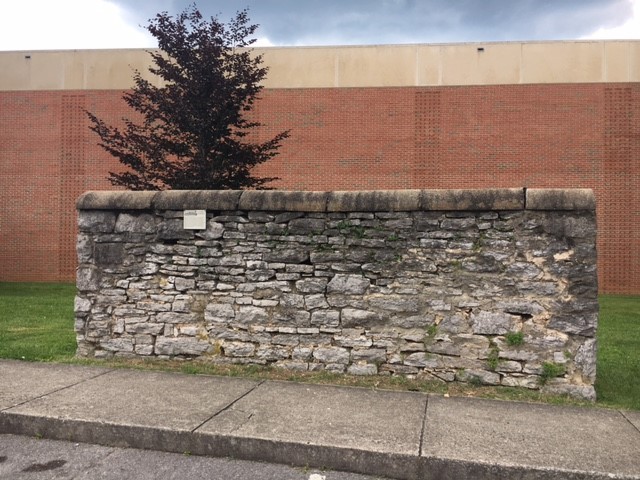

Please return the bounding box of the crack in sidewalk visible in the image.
[190,379,265,433]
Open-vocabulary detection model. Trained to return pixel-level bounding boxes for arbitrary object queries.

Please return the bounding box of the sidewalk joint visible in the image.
[0,368,115,413]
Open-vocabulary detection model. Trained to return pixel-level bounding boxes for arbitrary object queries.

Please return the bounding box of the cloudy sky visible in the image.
[0,0,638,51]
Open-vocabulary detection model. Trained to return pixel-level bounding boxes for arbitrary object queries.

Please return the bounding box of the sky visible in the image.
[0,0,639,51]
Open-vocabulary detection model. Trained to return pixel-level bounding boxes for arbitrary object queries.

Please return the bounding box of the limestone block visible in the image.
[78,211,117,233]
[222,341,256,357]
[574,338,597,382]
[155,337,211,356]
[311,310,340,327]
[455,368,501,385]
[313,346,350,364]
[327,274,370,295]
[347,364,378,375]
[351,348,387,363]
[235,306,268,325]
[197,221,224,240]
[404,352,442,368]
[341,308,382,328]
[157,219,194,241]
[296,278,328,294]
[471,311,520,335]
[115,213,156,233]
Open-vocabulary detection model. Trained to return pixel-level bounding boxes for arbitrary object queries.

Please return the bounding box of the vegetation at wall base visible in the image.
[0,284,638,410]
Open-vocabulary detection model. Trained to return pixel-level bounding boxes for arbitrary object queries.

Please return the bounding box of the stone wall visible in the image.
[75,189,598,400]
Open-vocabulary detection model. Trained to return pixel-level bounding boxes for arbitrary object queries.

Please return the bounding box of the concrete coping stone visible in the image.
[76,188,595,212]
[238,190,328,212]
[526,188,596,211]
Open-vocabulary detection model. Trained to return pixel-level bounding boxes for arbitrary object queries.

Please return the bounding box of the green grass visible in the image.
[0,283,638,410]
[595,295,640,410]
[0,282,76,361]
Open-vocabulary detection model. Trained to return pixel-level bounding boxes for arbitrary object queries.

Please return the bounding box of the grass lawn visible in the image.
[0,282,76,361]
[0,282,638,410]
[595,295,640,410]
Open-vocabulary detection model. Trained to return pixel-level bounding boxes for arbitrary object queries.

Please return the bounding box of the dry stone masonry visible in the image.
[75,189,598,400]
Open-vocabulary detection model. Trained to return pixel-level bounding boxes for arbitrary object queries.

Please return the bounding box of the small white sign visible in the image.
[183,210,206,230]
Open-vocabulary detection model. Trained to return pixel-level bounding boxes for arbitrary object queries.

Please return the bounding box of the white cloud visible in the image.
[0,0,156,51]
[583,0,640,39]
[254,36,275,47]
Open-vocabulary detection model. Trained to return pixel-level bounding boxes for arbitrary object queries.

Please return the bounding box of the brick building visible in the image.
[0,41,638,293]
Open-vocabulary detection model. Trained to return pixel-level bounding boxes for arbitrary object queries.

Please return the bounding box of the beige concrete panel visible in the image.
[22,52,67,90]
[440,43,521,85]
[630,42,640,82]
[416,45,441,85]
[258,47,336,88]
[336,45,417,87]
[0,52,33,90]
[78,49,157,90]
[522,42,603,83]
[604,42,630,82]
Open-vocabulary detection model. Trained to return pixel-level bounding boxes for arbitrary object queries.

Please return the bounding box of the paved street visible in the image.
[0,434,385,480]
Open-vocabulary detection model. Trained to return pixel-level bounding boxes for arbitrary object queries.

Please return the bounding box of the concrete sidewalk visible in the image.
[0,360,638,480]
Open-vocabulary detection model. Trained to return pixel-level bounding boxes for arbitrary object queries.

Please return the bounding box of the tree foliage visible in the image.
[87,5,289,190]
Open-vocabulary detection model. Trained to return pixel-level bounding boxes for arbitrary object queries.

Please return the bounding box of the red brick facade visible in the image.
[1,83,638,292]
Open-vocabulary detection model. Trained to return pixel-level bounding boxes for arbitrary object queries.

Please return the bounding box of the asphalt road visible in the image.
[0,434,386,480]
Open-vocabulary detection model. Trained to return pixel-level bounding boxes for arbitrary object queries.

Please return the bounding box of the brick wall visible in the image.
[1,83,639,292]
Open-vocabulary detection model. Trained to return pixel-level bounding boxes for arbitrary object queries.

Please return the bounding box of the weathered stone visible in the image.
[351,348,387,363]
[125,323,164,335]
[94,243,125,267]
[548,310,597,336]
[235,306,269,325]
[115,213,156,233]
[174,277,196,291]
[155,337,211,356]
[156,312,200,324]
[74,295,91,313]
[78,211,116,233]
[223,341,256,357]
[369,296,419,313]
[157,219,194,240]
[77,266,101,292]
[501,375,539,389]
[334,334,372,348]
[327,274,370,295]
[404,352,441,368]
[305,294,329,310]
[264,249,309,264]
[575,338,597,382]
[455,369,501,385]
[311,310,340,327]
[541,381,596,401]
[390,314,435,329]
[313,347,349,364]
[197,221,224,240]
[100,338,134,353]
[347,364,378,375]
[341,308,382,328]
[296,278,328,294]
[471,311,520,335]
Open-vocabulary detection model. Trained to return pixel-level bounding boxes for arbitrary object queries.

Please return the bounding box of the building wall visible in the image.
[0,42,639,293]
